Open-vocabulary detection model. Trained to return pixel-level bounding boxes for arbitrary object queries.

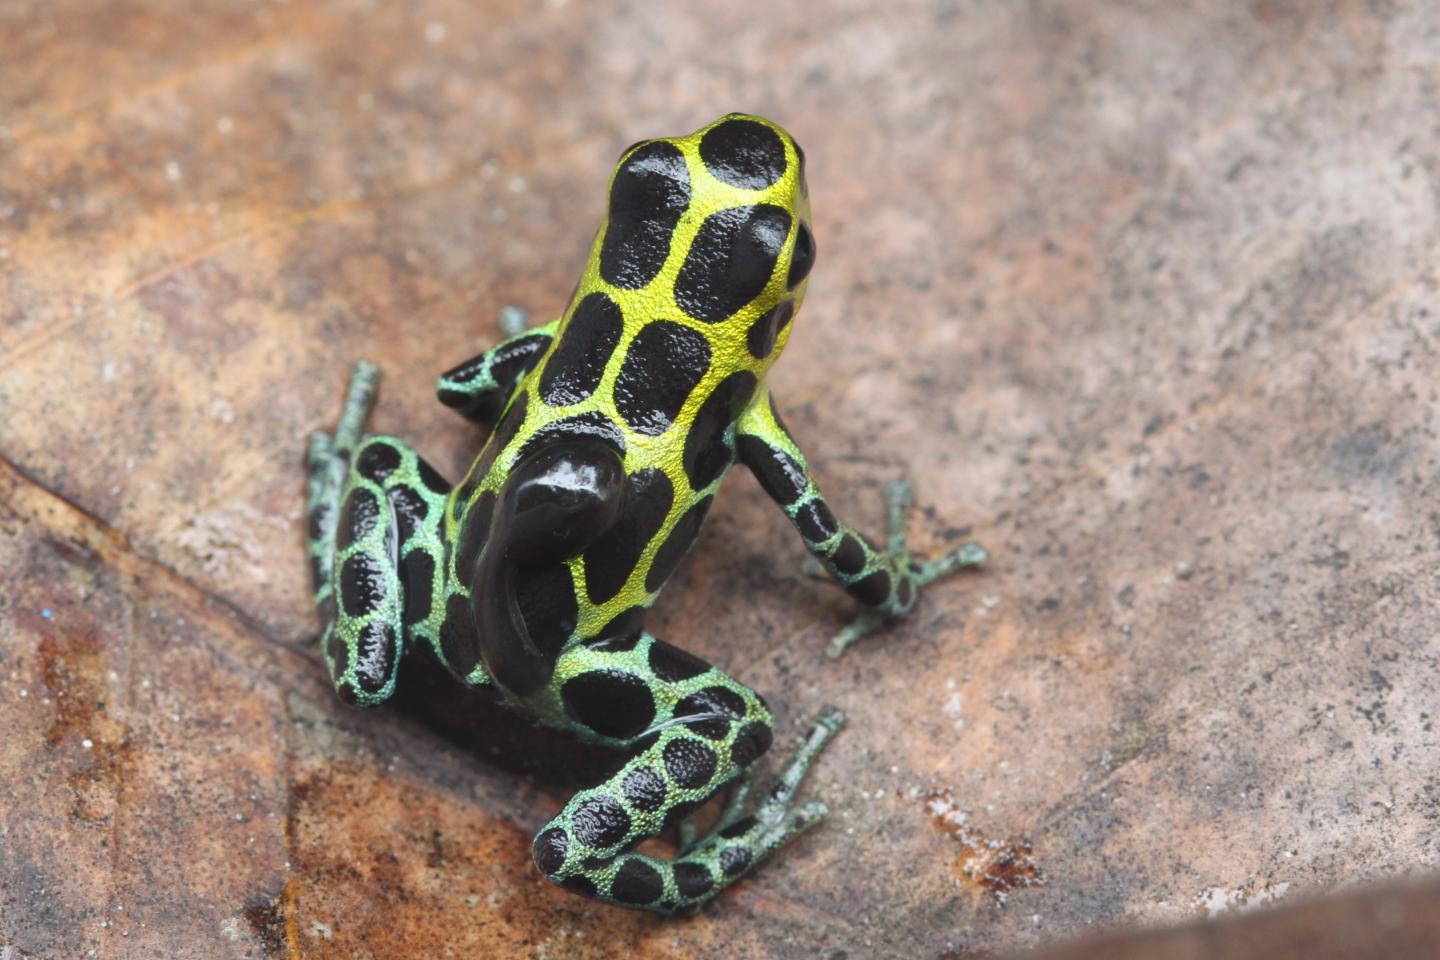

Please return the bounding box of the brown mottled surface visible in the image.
[1015,875,1440,960]
[2,2,1439,958]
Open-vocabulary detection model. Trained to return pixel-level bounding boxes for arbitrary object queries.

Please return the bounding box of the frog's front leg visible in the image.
[530,635,843,914]
[436,316,559,423]
[735,389,986,658]
[306,362,454,704]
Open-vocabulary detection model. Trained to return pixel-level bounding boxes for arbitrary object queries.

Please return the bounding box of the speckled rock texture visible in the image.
[2,2,1439,958]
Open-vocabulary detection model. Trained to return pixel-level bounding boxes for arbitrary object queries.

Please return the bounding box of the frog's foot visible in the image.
[667,705,843,912]
[826,481,985,659]
[305,362,381,596]
[435,313,557,424]
[306,363,455,706]
[306,362,379,489]
[497,304,530,336]
[530,636,843,915]
[676,705,844,859]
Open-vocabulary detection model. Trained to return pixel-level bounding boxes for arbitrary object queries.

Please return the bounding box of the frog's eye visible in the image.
[792,137,808,196]
[786,221,815,289]
[745,299,795,359]
[618,139,650,159]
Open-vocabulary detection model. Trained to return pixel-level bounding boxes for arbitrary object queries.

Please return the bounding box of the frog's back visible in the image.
[449,113,816,674]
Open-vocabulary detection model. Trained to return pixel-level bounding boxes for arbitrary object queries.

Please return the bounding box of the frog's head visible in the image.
[583,113,815,377]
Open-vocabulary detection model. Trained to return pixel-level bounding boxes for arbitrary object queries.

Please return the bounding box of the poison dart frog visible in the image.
[304,114,985,914]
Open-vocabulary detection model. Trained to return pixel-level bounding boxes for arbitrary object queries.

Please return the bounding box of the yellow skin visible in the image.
[446,115,813,667]
[305,114,984,913]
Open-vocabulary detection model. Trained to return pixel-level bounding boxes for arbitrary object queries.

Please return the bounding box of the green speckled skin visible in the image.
[304,114,985,914]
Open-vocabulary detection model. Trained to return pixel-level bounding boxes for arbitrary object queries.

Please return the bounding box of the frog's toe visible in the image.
[913,539,988,586]
[332,361,381,453]
[776,798,828,835]
[755,706,844,813]
[497,304,529,336]
[882,479,915,551]
[956,541,988,566]
[801,555,828,580]
[826,609,886,659]
[306,430,332,468]
[704,707,844,871]
[812,703,846,733]
[882,478,914,519]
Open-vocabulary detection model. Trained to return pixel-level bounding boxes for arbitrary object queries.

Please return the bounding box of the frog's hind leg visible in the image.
[307,364,454,704]
[530,633,844,914]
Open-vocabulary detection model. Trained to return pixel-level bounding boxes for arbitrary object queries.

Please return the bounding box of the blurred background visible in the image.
[2,2,1438,957]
